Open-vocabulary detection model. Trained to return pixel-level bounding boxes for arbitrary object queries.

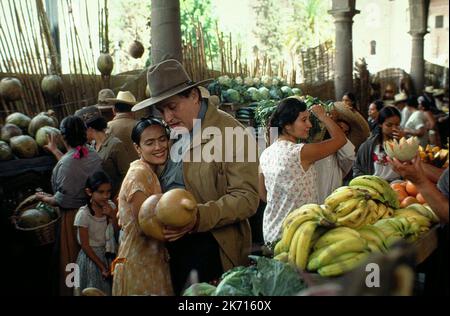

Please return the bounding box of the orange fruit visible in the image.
[400,196,419,208]
[391,182,406,191]
[405,181,419,196]
[416,193,426,204]
[394,188,409,202]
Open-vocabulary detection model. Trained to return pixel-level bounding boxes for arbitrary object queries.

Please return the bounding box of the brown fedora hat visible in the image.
[132,59,212,112]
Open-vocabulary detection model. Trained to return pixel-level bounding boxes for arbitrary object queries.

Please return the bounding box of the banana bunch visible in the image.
[273,204,336,270]
[373,218,411,246]
[393,204,436,239]
[324,186,394,229]
[418,145,449,168]
[349,175,400,209]
[307,227,370,277]
[357,225,389,253]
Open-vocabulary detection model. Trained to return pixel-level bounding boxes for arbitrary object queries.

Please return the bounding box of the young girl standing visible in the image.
[74,171,119,295]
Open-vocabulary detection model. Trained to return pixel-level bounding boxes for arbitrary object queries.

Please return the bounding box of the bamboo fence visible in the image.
[0,0,109,122]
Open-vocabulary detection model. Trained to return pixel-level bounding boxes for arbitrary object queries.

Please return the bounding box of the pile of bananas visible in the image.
[391,203,439,242]
[272,176,440,278]
[323,175,399,229]
[306,227,370,277]
[418,145,449,168]
[273,203,336,271]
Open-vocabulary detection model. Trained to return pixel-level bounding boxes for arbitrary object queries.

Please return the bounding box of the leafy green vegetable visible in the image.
[249,256,307,296]
[210,256,307,296]
[183,283,217,296]
[213,266,258,296]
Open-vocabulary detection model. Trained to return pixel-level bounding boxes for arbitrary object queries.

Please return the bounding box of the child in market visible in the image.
[74,171,119,295]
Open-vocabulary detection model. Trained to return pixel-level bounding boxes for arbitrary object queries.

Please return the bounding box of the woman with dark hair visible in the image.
[342,92,358,111]
[368,100,384,132]
[403,96,428,147]
[353,106,405,181]
[35,115,103,296]
[418,97,439,146]
[75,105,134,199]
[259,97,346,244]
[112,117,173,296]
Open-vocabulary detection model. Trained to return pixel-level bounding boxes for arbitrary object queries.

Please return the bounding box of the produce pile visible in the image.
[207,75,301,105]
[183,255,307,296]
[0,110,63,161]
[207,75,333,142]
[273,175,439,277]
[418,144,449,169]
[391,181,428,208]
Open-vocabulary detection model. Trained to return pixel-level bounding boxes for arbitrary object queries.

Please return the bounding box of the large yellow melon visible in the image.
[138,194,165,241]
[155,189,197,227]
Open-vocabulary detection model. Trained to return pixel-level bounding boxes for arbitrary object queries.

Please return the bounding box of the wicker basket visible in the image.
[11,194,61,246]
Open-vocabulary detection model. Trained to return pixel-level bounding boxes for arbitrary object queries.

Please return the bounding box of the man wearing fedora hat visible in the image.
[106,91,139,160]
[132,59,259,294]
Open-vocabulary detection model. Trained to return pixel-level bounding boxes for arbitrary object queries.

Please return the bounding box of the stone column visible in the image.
[409,0,429,95]
[329,0,360,100]
[151,0,183,64]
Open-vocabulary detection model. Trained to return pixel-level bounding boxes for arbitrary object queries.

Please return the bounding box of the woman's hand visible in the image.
[35,191,53,203]
[101,202,115,218]
[392,127,405,140]
[310,104,327,121]
[43,133,58,154]
[101,267,110,279]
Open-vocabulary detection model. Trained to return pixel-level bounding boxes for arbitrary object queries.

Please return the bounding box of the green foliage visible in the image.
[183,256,307,296]
[180,0,220,58]
[252,0,284,63]
[252,0,333,65]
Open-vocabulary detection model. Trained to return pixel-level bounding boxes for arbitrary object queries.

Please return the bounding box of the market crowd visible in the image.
[34,59,449,296]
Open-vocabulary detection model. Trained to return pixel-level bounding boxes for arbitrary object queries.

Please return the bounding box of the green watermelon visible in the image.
[28,114,57,137]
[6,112,31,133]
[10,135,38,158]
[35,126,64,150]
[41,75,63,97]
[17,208,52,228]
[0,140,13,161]
[1,123,22,142]
[0,77,23,101]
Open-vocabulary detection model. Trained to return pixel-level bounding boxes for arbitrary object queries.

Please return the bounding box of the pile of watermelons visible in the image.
[0,110,64,161]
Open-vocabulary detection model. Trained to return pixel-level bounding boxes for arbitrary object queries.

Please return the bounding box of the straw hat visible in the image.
[132,59,212,112]
[394,92,408,103]
[105,91,137,106]
[424,86,435,94]
[333,102,370,150]
[433,89,444,97]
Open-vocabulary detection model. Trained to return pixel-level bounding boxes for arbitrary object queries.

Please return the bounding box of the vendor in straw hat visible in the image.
[130,59,259,295]
[315,102,357,203]
[333,101,370,151]
[106,91,139,160]
[353,106,405,182]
